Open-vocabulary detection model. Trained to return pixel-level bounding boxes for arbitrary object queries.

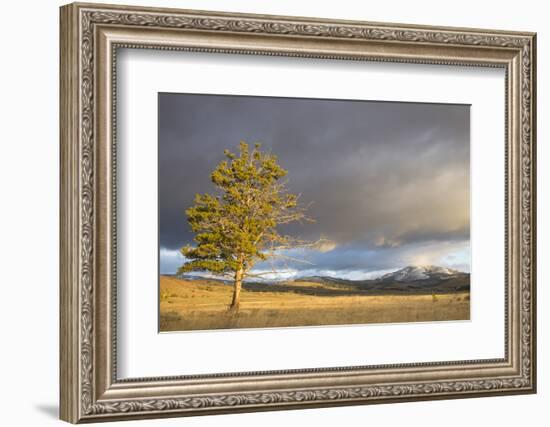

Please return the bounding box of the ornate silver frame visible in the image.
[60,2,537,423]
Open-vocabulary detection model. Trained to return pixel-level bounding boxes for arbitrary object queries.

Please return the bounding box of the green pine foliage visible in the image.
[178,141,312,310]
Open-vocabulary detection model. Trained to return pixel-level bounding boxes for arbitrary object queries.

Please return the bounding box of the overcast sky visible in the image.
[159,93,470,279]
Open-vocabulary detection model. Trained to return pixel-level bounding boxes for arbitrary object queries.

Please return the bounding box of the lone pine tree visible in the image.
[179,141,313,311]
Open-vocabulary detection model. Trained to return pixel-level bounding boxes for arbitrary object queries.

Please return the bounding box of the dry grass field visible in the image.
[159,275,470,331]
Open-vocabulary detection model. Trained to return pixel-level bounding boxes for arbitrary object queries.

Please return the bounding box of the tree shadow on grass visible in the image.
[242,279,470,297]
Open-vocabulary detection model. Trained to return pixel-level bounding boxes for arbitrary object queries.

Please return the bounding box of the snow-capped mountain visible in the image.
[380,265,462,282]
[174,264,469,294]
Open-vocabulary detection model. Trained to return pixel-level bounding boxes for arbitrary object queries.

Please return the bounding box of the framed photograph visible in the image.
[60,2,537,423]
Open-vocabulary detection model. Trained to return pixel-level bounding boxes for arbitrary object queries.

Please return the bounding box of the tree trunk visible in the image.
[230,267,243,311]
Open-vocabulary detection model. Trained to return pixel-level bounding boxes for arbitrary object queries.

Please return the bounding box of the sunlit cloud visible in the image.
[374,235,401,248]
[316,239,338,253]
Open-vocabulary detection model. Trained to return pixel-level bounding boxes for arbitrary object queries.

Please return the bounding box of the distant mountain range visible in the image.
[379,265,462,282]
[295,265,469,294]
[176,265,470,295]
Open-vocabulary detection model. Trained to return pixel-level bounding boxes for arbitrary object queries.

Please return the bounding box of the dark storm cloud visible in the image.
[158,93,470,275]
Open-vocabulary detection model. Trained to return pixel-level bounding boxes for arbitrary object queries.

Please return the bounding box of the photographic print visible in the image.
[159,93,470,332]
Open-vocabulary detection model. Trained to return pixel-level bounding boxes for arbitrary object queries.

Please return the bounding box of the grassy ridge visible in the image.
[159,276,470,332]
